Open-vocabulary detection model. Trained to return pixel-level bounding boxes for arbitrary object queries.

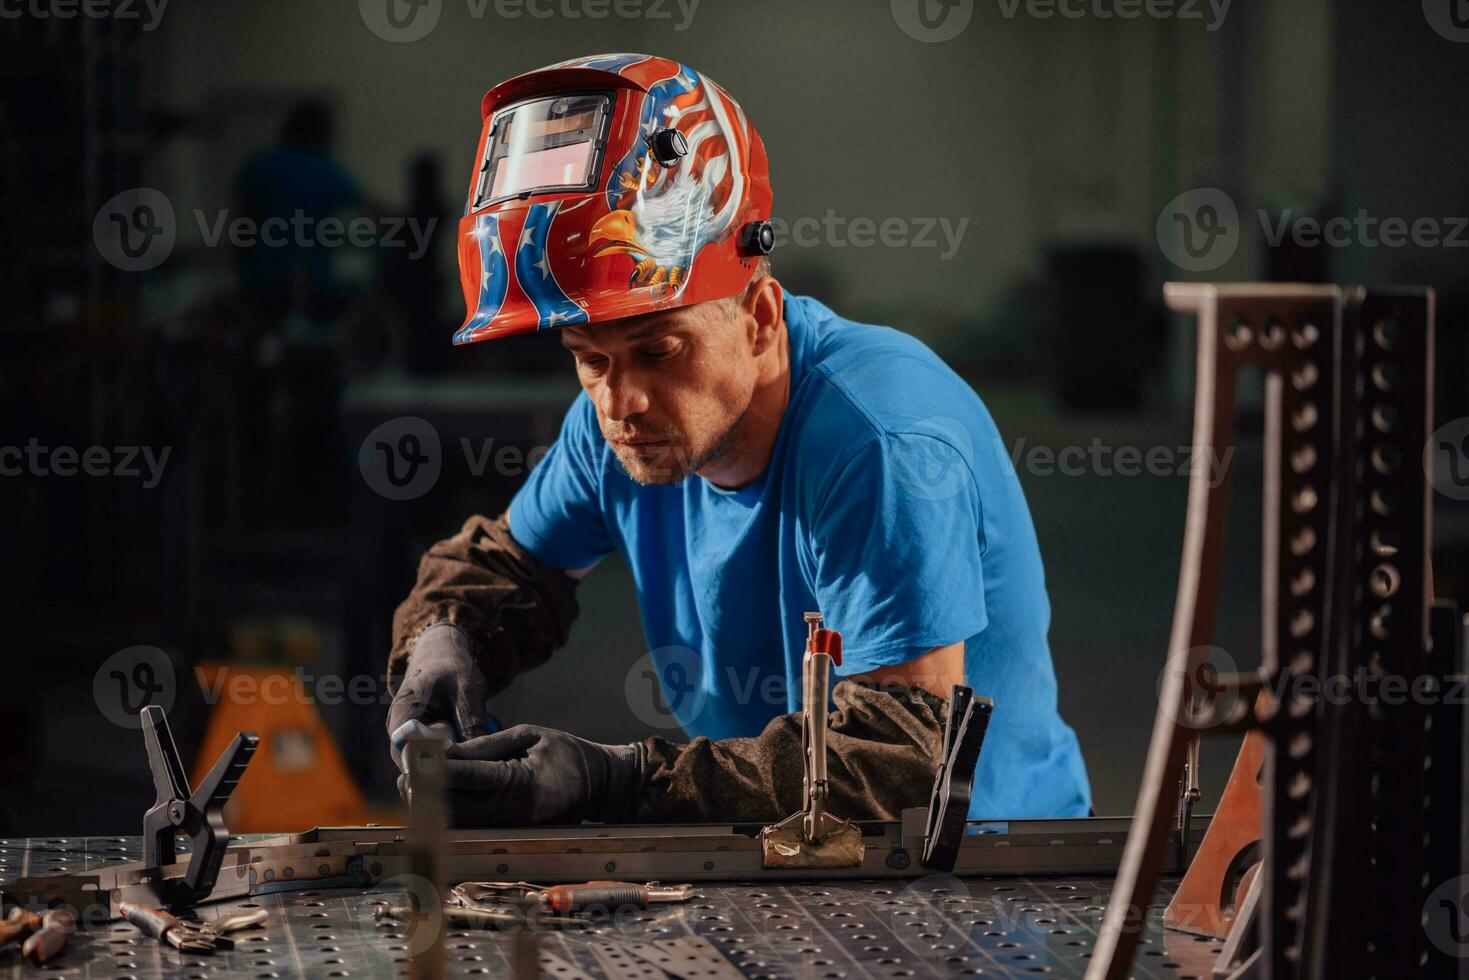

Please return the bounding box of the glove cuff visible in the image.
[602,741,646,824]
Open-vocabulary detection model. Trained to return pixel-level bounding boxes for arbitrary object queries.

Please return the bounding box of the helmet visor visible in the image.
[472,92,612,209]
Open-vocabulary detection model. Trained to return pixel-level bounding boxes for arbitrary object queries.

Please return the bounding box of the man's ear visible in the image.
[744,275,783,358]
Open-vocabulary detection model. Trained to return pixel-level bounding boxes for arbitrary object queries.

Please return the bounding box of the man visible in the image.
[385,54,1090,826]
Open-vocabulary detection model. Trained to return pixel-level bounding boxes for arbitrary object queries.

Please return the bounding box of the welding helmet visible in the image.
[451,53,775,345]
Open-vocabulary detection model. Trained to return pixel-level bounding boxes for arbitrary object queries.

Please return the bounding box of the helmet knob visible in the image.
[649,128,689,167]
[740,220,776,256]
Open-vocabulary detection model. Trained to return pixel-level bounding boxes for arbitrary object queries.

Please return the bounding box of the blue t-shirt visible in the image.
[508,294,1091,818]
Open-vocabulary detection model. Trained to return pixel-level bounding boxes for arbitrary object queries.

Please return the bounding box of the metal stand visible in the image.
[1089,284,1458,980]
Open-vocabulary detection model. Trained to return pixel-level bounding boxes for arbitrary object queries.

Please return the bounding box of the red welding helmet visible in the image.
[451,53,775,345]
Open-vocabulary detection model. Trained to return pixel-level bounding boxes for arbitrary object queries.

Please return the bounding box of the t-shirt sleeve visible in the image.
[507,393,616,570]
[807,431,989,672]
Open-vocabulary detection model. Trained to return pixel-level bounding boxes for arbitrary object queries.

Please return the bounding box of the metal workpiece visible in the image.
[0,814,1209,923]
[0,835,1221,979]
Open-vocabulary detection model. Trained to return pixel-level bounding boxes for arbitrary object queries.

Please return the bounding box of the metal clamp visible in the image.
[920,686,992,871]
[140,705,258,909]
[760,613,866,869]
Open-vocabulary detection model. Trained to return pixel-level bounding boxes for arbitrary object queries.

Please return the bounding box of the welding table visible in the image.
[0,836,1220,979]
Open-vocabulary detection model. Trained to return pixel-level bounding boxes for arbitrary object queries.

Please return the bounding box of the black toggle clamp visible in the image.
[140,705,258,910]
[920,686,993,872]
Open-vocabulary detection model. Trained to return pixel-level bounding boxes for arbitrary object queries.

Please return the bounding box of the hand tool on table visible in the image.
[454,880,695,915]
[118,901,267,953]
[0,907,38,950]
[2,906,74,963]
[760,612,866,869]
[19,909,73,964]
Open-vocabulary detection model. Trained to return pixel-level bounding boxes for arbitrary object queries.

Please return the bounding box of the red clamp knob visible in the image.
[810,628,842,666]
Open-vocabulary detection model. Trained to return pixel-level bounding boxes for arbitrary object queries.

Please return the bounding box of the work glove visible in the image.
[396,724,644,826]
[386,622,489,769]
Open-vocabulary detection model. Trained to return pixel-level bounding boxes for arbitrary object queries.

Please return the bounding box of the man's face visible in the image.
[561,299,757,485]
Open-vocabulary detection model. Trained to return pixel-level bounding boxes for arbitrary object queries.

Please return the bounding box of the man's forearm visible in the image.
[632,680,946,823]
[387,512,580,695]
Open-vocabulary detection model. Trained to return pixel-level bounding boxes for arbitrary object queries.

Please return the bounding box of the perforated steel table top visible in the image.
[0,837,1222,978]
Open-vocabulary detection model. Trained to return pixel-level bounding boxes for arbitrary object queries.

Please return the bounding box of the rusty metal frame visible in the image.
[1088,283,1446,980]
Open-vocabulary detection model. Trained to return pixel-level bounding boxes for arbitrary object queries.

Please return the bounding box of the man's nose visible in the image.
[597,366,651,422]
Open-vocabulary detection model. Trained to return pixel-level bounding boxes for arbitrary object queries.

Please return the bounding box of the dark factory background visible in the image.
[2,0,1467,834]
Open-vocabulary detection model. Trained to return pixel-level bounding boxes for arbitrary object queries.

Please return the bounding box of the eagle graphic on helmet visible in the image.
[452,54,774,345]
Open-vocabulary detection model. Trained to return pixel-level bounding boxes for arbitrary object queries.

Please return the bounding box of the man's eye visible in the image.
[576,356,608,373]
[644,342,680,361]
